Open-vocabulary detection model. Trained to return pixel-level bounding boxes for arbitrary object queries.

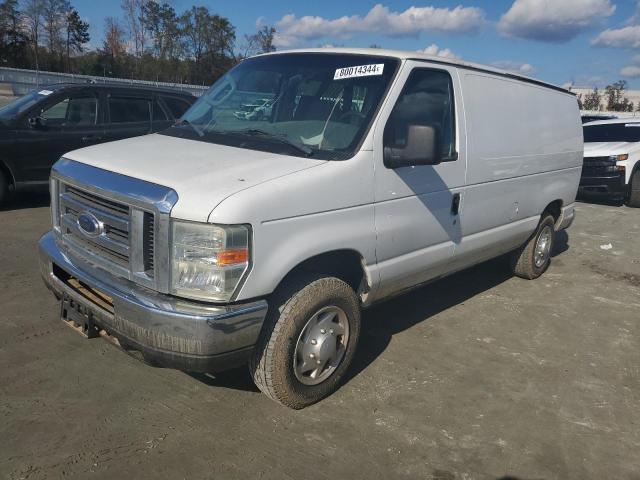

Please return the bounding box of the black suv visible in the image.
[0,83,196,205]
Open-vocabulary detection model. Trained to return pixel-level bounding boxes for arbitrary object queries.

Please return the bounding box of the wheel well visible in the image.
[0,160,14,188]
[276,250,369,300]
[543,200,563,226]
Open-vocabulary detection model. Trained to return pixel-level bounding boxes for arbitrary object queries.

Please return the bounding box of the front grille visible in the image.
[59,184,131,271]
[51,159,177,294]
[582,156,615,177]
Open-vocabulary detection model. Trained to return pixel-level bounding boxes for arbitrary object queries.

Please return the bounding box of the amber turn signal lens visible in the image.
[217,248,249,266]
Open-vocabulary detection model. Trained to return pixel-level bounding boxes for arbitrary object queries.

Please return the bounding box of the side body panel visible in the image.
[451,71,583,269]
[208,151,377,303]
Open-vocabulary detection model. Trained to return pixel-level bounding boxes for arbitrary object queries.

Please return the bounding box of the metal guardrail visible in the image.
[0,67,209,97]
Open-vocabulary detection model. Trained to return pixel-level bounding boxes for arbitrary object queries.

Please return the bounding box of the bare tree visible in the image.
[101,16,126,75]
[43,0,70,66]
[22,0,45,70]
[582,87,602,111]
[121,0,145,56]
[241,25,276,58]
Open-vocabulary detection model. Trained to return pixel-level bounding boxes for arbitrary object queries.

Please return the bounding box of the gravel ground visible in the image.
[0,193,639,480]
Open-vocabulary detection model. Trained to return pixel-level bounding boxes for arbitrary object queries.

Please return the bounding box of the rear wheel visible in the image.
[249,274,361,409]
[511,214,555,279]
[0,170,9,207]
[627,169,640,208]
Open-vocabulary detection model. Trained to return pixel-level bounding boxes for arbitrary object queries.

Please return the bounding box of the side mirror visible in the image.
[28,116,46,129]
[384,124,440,169]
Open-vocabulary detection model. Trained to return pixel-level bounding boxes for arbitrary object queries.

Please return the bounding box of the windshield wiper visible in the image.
[226,128,314,157]
[174,118,204,137]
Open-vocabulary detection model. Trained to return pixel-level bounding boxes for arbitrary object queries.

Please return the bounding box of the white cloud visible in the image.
[592,25,640,48]
[417,44,460,59]
[273,4,485,47]
[620,65,640,77]
[491,60,535,75]
[498,0,615,43]
[619,54,640,77]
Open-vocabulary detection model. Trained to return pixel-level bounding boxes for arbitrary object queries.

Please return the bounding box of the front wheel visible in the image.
[627,169,640,207]
[249,275,361,409]
[510,214,556,279]
[0,170,9,207]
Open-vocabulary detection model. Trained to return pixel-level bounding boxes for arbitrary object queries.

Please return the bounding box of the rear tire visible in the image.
[511,214,555,279]
[0,170,9,207]
[626,169,640,207]
[249,274,361,409]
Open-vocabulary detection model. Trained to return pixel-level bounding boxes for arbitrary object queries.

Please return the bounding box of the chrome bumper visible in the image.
[39,231,268,372]
[557,203,576,230]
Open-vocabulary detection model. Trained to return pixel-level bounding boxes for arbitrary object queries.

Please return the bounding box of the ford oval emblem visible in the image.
[77,212,103,238]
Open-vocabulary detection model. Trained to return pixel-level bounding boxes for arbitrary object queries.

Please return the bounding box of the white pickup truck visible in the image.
[39,48,582,408]
[581,118,640,206]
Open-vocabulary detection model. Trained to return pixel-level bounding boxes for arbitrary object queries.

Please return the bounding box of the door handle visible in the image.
[81,135,101,142]
[451,193,461,216]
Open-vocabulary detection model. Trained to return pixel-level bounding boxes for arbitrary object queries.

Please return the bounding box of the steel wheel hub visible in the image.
[293,305,350,386]
[534,225,553,268]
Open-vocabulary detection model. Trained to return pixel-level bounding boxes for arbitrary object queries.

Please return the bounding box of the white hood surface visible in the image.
[64,133,326,222]
[583,141,638,157]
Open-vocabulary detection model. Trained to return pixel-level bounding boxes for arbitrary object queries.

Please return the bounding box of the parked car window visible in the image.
[583,123,640,142]
[162,96,191,119]
[41,96,98,127]
[153,99,168,121]
[0,90,44,122]
[109,97,150,123]
[384,69,456,160]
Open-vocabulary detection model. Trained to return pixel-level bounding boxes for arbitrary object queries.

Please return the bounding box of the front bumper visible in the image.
[578,172,627,198]
[39,231,268,372]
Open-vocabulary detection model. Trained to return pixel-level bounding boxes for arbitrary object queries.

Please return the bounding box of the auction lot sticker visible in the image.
[334,64,384,80]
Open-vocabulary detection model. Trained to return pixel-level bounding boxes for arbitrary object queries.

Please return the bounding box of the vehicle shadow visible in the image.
[0,191,50,211]
[343,255,514,385]
[576,195,625,207]
[190,233,571,394]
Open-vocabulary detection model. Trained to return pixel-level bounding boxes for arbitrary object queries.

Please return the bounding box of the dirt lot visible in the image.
[1,194,639,480]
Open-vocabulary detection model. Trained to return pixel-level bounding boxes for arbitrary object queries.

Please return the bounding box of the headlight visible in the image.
[609,154,629,161]
[170,221,250,302]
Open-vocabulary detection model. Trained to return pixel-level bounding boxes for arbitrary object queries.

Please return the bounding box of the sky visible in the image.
[70,0,640,89]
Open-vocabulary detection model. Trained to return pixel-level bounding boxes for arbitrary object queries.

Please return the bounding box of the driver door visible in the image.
[372,62,468,299]
[13,90,102,183]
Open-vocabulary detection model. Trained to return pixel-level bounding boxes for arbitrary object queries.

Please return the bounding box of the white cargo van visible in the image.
[39,48,583,408]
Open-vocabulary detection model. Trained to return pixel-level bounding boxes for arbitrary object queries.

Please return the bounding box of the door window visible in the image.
[40,96,98,127]
[161,96,191,119]
[384,69,456,160]
[109,97,151,123]
[152,99,168,121]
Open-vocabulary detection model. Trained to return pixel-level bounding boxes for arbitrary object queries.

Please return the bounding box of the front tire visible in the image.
[627,169,640,207]
[249,275,361,409]
[511,214,556,279]
[0,170,9,207]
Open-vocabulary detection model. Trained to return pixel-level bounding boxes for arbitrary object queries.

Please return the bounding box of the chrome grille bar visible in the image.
[51,158,178,293]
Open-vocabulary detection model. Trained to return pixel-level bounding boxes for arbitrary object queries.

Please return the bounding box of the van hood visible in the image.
[583,141,639,157]
[63,133,326,222]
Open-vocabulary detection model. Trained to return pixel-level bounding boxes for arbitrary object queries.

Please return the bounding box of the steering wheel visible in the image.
[337,110,366,123]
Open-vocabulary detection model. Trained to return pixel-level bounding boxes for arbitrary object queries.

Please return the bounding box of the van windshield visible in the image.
[583,123,640,143]
[162,53,399,159]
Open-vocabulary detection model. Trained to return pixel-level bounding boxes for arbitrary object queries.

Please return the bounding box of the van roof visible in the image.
[37,82,195,97]
[261,47,572,95]
[583,117,640,126]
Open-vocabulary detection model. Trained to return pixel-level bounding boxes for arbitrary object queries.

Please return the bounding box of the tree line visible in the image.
[0,0,276,86]
[576,80,636,112]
